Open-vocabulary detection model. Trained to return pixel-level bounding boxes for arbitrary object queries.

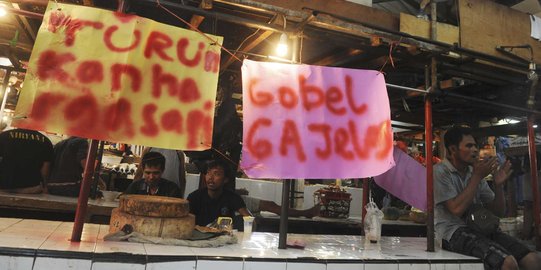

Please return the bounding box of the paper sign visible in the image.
[13,3,223,150]
[241,60,394,179]
[374,146,427,211]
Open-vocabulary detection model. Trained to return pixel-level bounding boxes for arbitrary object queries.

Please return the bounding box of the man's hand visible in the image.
[493,160,513,186]
[472,157,498,180]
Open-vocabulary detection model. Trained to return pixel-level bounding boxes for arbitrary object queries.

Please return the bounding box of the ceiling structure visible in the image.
[0,0,540,138]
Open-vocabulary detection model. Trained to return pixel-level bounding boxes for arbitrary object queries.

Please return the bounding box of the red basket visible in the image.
[314,186,352,219]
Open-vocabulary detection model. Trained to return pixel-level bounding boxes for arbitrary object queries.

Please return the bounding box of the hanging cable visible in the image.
[155,0,242,63]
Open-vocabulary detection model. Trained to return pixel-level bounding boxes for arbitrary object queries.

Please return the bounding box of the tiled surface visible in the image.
[39,222,100,253]
[0,255,34,270]
[430,265,460,270]
[146,260,196,270]
[0,218,22,231]
[197,260,243,270]
[0,218,482,269]
[33,257,92,270]
[90,262,146,270]
[244,261,286,270]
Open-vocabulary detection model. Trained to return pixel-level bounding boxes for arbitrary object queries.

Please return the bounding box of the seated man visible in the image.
[47,137,88,197]
[0,128,53,193]
[134,147,186,197]
[187,160,250,228]
[435,126,541,270]
[124,152,182,198]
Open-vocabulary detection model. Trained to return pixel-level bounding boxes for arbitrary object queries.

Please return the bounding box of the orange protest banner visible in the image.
[13,2,223,150]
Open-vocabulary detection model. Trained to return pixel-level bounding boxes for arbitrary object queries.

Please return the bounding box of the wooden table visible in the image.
[0,191,117,224]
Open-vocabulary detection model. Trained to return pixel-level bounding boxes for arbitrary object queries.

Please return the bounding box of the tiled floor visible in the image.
[0,218,483,270]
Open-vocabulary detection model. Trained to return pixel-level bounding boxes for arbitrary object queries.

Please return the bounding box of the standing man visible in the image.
[187,160,250,227]
[47,136,88,197]
[125,152,182,198]
[0,128,53,193]
[435,126,541,270]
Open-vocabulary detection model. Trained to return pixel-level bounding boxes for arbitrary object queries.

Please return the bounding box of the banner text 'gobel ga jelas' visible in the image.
[241,60,394,179]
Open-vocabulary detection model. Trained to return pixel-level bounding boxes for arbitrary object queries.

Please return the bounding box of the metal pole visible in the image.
[278,179,290,249]
[528,116,541,250]
[362,178,369,223]
[90,140,105,199]
[70,139,99,241]
[425,1,436,252]
[425,88,435,252]
[0,70,11,128]
[289,179,295,208]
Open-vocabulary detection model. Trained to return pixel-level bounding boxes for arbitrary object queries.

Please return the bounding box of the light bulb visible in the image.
[275,33,288,57]
[0,7,6,17]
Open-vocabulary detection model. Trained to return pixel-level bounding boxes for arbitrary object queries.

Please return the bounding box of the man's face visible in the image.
[205,166,227,191]
[453,135,479,165]
[143,165,163,186]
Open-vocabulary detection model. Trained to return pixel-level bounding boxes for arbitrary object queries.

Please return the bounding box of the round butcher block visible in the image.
[119,195,190,217]
[109,208,195,239]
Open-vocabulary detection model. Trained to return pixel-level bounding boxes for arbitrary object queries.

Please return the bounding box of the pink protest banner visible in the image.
[373,146,427,211]
[241,60,394,179]
[13,3,223,150]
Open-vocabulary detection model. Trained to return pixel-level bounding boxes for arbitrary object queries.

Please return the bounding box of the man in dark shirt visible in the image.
[0,128,53,193]
[187,160,250,227]
[47,137,88,197]
[124,152,182,198]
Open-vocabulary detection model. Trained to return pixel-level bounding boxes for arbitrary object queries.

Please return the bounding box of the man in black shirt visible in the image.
[124,151,182,198]
[187,160,250,227]
[0,128,53,193]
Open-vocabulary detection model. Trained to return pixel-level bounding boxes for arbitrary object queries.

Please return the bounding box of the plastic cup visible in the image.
[243,216,255,235]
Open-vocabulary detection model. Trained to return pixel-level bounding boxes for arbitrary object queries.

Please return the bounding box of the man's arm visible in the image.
[445,159,495,217]
[237,207,252,216]
[40,161,51,192]
[486,160,512,216]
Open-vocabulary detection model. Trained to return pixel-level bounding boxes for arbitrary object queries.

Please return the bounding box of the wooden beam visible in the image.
[189,0,213,30]
[308,48,363,66]
[216,0,399,31]
[459,0,541,64]
[6,0,48,6]
[400,13,459,45]
[10,3,36,43]
[221,15,282,70]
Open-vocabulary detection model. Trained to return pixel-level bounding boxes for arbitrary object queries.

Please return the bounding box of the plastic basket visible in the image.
[314,186,352,218]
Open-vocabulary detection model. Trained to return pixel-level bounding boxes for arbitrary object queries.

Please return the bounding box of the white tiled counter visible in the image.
[0,218,482,270]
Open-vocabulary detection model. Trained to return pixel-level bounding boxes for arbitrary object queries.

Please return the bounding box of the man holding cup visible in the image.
[187,159,251,231]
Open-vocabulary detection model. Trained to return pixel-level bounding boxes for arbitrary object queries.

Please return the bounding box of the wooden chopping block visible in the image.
[119,194,190,217]
[109,208,195,239]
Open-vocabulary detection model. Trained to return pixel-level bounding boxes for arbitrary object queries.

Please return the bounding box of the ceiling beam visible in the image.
[308,48,363,66]
[189,0,213,30]
[10,3,36,43]
[221,15,282,70]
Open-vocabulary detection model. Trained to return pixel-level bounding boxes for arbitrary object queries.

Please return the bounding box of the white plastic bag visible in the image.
[364,199,384,243]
